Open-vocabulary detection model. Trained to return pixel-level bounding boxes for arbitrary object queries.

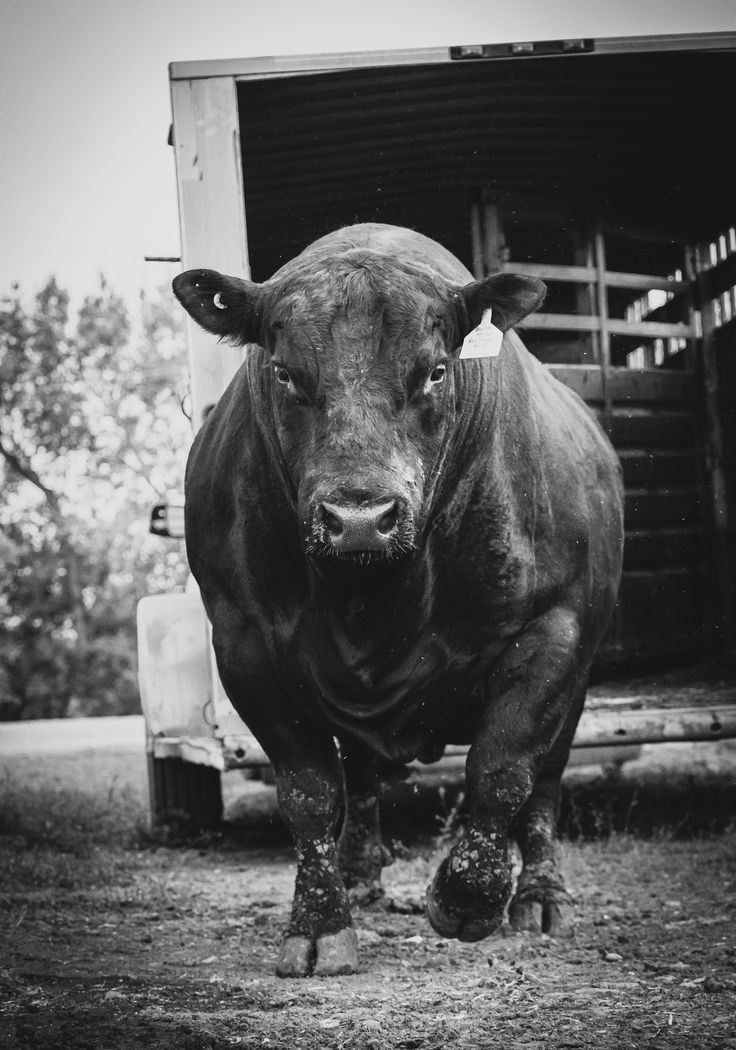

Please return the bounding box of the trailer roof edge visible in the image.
[169,30,736,81]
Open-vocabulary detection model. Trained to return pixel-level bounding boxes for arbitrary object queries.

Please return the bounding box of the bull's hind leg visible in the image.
[509,788,574,935]
[426,606,587,943]
[508,681,584,935]
[337,748,392,904]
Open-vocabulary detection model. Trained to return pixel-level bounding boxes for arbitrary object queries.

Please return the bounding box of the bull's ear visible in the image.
[172,269,265,346]
[455,273,546,337]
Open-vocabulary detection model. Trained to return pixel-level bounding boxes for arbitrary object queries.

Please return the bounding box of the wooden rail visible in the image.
[151,700,736,772]
[502,260,689,294]
[519,312,694,340]
[503,252,695,343]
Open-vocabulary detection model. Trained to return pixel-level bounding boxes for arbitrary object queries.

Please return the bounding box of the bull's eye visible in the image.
[272,364,308,405]
[421,361,448,396]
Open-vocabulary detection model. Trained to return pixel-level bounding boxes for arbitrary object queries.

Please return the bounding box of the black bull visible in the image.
[174,224,623,977]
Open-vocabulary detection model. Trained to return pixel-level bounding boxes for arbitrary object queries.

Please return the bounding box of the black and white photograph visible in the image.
[2,2,735,1047]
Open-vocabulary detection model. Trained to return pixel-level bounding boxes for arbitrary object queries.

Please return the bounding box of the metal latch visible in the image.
[450,39,594,60]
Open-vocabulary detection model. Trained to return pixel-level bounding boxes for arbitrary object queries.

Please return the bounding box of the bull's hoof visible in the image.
[508,896,574,935]
[275,935,313,977]
[508,862,575,936]
[276,927,359,978]
[425,829,511,942]
[313,928,359,976]
[426,889,500,942]
[338,837,392,898]
[346,881,385,908]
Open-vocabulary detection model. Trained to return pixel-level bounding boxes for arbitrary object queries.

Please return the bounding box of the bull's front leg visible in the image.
[214,627,358,978]
[273,747,358,977]
[426,605,585,942]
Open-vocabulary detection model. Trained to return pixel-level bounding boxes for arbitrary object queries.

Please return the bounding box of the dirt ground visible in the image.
[1,722,735,1049]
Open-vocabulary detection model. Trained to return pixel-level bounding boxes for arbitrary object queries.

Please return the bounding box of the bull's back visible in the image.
[518,337,619,474]
[276,223,472,286]
[516,342,624,604]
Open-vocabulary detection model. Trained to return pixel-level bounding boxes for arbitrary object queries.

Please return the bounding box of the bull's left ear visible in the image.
[172,269,265,346]
[455,273,546,339]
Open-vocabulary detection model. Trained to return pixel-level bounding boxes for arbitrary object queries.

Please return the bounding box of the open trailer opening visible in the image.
[141,30,736,826]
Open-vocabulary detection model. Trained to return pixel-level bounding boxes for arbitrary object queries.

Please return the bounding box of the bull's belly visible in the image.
[314,681,482,763]
[277,649,491,765]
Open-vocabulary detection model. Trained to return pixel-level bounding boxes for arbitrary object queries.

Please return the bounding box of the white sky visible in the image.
[2,0,735,307]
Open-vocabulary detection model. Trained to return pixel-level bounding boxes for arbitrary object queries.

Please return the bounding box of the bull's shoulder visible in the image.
[510,340,618,468]
[185,354,266,495]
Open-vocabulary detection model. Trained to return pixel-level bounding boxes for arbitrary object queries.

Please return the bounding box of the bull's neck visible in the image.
[307,555,429,645]
[422,349,506,529]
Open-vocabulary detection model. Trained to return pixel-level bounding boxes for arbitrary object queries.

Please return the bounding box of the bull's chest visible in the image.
[268,597,510,761]
[258,532,535,759]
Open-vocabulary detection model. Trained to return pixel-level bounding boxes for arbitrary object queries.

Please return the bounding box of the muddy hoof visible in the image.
[509,863,575,936]
[276,935,313,977]
[426,887,499,942]
[313,928,359,976]
[276,928,358,978]
[509,894,574,935]
[347,881,385,907]
[425,830,511,942]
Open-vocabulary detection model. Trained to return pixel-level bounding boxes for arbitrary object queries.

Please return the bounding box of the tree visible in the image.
[0,277,192,719]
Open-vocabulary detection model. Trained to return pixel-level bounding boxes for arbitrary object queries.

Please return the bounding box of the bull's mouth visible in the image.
[305,539,417,567]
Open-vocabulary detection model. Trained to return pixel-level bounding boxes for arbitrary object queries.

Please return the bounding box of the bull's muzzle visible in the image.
[308,493,416,562]
[321,499,398,552]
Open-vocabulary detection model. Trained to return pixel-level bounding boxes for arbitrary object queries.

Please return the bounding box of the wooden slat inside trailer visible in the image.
[543,363,711,664]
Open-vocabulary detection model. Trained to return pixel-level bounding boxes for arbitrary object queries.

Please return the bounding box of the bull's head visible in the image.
[174,252,544,567]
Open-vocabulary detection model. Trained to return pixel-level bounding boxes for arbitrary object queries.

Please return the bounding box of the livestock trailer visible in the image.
[138,29,736,825]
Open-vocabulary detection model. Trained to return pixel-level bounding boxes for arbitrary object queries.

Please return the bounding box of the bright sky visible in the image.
[2,0,735,307]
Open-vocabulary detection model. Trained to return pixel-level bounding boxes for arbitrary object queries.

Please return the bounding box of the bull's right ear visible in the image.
[454,272,547,338]
[172,269,265,346]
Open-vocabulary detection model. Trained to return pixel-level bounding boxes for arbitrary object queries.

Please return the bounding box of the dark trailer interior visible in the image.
[236,35,736,672]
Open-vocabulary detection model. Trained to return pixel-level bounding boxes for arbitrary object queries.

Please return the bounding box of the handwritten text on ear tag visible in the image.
[459,308,503,360]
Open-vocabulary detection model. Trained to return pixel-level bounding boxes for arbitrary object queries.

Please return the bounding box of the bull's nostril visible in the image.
[318,497,400,551]
[323,508,343,537]
[377,502,398,535]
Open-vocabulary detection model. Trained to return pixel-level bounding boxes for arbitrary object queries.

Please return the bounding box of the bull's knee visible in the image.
[545,606,581,652]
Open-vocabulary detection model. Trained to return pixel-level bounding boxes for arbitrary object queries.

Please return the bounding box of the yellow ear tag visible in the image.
[459,308,503,360]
